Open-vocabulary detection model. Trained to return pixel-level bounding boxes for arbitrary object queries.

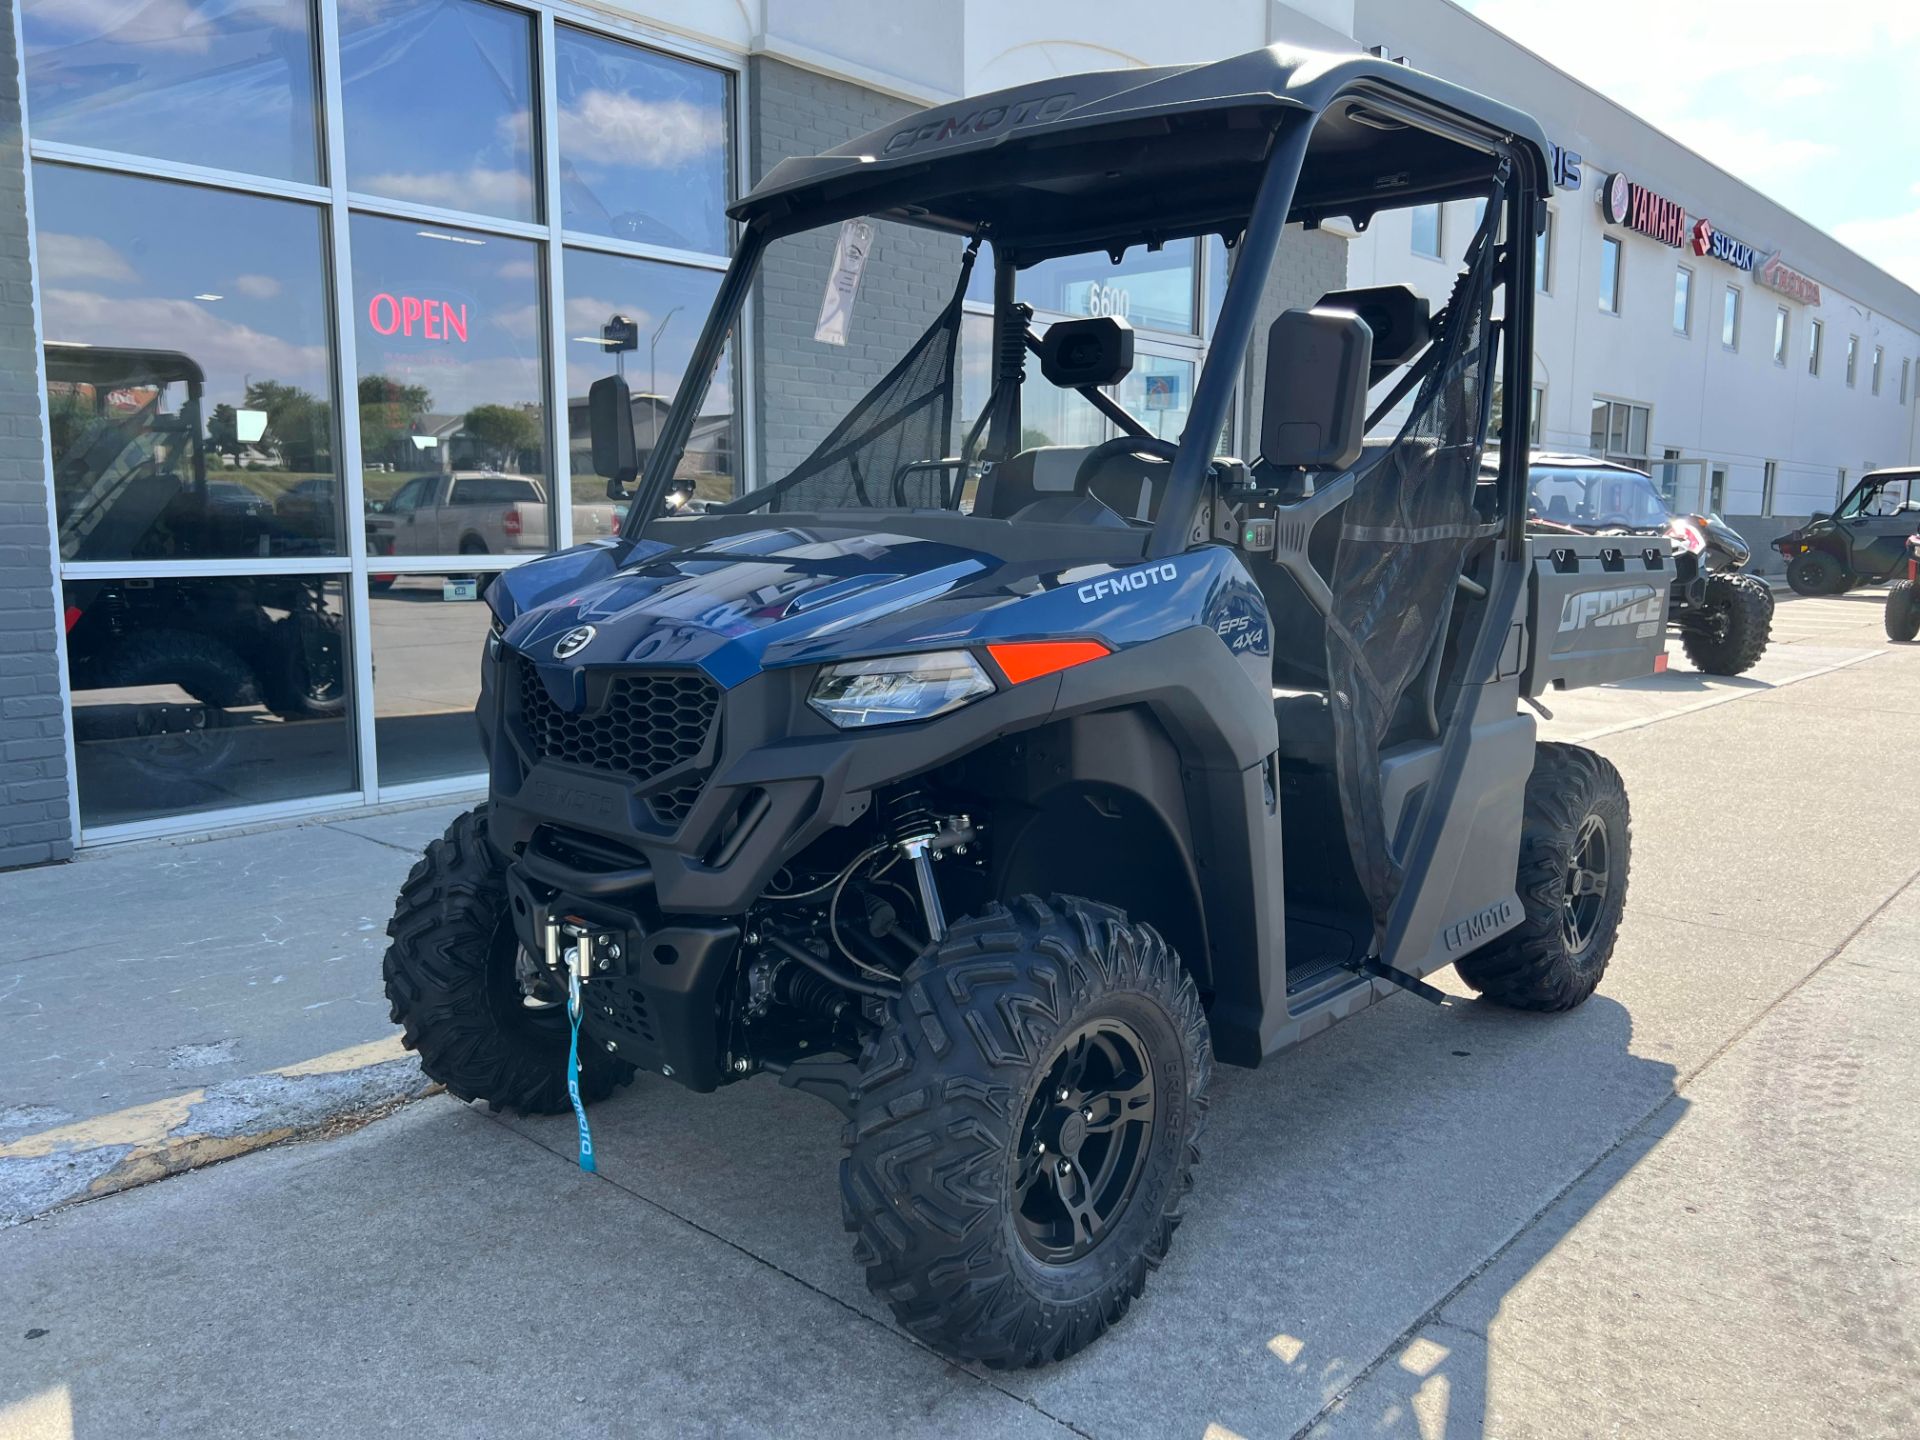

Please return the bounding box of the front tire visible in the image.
[1786,551,1844,596]
[1887,580,1920,642]
[1455,743,1629,1012]
[842,895,1211,1368]
[383,806,635,1113]
[1679,572,1773,675]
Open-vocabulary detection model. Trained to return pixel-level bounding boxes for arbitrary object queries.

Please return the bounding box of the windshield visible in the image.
[1528,465,1671,531]
[1836,474,1920,519]
[627,217,1194,528]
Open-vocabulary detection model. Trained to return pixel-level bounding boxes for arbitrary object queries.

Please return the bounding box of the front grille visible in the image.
[516,660,719,821]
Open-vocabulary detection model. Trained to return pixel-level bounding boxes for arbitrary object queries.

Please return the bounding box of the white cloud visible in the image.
[233,273,282,300]
[29,0,217,55]
[37,233,135,285]
[42,286,328,387]
[496,259,539,281]
[556,93,725,170]
[564,293,658,337]
[1833,209,1920,293]
[358,167,534,214]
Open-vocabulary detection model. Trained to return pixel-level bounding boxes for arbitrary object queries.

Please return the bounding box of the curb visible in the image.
[0,1036,438,1227]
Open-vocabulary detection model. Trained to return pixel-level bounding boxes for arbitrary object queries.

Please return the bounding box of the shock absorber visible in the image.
[885,787,947,942]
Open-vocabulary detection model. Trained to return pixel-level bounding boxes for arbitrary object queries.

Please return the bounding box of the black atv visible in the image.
[1886,534,1920,642]
[1521,453,1772,675]
[1776,467,1920,596]
[382,47,1666,1367]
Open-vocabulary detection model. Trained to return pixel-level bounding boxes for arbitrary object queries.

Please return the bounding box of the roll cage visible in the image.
[620,45,1552,559]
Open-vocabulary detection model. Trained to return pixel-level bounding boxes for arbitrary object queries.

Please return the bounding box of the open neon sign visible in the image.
[367,293,469,342]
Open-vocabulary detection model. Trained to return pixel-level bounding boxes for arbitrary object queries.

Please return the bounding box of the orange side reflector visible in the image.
[1653,653,1669,674]
[986,639,1112,685]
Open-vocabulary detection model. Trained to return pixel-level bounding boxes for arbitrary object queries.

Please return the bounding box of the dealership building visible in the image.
[3,0,1917,867]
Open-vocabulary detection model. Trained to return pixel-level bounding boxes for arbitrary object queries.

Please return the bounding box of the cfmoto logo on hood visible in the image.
[553,625,596,659]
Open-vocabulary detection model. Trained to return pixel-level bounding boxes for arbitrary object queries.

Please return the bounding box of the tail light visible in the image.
[502,508,522,538]
[1665,517,1707,556]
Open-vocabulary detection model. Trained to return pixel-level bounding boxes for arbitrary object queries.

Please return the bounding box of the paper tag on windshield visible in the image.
[814,219,875,346]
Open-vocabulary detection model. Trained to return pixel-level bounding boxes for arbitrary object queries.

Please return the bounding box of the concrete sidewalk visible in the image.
[0,800,471,1224]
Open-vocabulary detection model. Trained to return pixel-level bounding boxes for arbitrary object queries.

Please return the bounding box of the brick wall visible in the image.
[746,58,969,483]
[0,15,73,869]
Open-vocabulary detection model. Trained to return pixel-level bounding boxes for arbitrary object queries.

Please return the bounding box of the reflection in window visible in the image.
[556,27,731,254]
[368,574,489,785]
[35,164,340,562]
[339,0,538,224]
[350,214,550,556]
[1411,205,1443,259]
[22,0,320,183]
[1115,358,1194,444]
[1020,241,1198,334]
[561,248,732,506]
[64,574,353,826]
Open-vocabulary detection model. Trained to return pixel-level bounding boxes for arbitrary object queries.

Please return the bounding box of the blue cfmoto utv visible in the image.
[383,45,1668,1367]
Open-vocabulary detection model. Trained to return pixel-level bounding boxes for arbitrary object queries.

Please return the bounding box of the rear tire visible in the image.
[1455,742,1628,1012]
[383,806,635,1113]
[1786,551,1844,597]
[1886,580,1920,643]
[842,895,1210,1368]
[1678,572,1773,675]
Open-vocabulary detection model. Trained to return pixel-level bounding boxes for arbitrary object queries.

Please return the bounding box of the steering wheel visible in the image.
[1072,435,1178,491]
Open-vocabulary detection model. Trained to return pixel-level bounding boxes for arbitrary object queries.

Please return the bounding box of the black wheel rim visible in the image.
[1012,1018,1156,1265]
[1563,813,1611,954]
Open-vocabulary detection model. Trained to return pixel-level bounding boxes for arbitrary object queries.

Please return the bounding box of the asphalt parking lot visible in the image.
[3,589,1917,1439]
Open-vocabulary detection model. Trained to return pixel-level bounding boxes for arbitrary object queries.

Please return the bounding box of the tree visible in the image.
[241,380,332,472]
[462,404,539,470]
[208,402,240,455]
[358,374,432,468]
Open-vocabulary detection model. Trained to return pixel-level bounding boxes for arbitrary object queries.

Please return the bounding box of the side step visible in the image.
[1346,956,1448,1006]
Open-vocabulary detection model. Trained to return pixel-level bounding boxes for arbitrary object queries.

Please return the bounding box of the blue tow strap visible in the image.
[566,965,596,1173]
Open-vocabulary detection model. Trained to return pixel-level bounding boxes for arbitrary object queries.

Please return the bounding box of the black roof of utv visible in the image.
[732,46,1553,262]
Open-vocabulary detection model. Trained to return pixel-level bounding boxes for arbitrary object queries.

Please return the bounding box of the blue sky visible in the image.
[1461,1,1920,294]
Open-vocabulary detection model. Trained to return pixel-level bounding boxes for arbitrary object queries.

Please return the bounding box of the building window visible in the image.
[1872,345,1884,395]
[1599,236,1622,314]
[1810,319,1823,376]
[21,0,741,836]
[1536,210,1553,292]
[1589,397,1650,470]
[20,0,322,183]
[1722,286,1740,350]
[555,25,733,254]
[1530,384,1545,446]
[1762,460,1779,517]
[1673,266,1692,334]
[1902,357,1911,404]
[1773,308,1789,366]
[1710,465,1727,514]
[1411,204,1443,259]
[339,0,541,225]
[1847,335,1859,387]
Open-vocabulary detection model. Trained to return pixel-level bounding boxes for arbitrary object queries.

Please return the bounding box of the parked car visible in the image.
[1774,467,1920,595]
[1516,452,1773,675]
[365,470,624,557]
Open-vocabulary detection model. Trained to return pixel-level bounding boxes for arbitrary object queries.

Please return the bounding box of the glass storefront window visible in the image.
[367,573,490,785]
[21,0,321,183]
[339,0,539,224]
[555,27,731,254]
[561,248,732,507]
[1116,356,1195,444]
[36,164,341,562]
[1022,241,1198,333]
[64,574,353,826]
[350,214,550,556]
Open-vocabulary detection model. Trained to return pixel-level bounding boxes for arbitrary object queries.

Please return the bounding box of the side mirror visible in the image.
[1038,316,1134,389]
[1261,307,1372,472]
[588,375,639,500]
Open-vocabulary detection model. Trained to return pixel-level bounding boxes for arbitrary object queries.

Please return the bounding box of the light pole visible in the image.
[649,306,683,454]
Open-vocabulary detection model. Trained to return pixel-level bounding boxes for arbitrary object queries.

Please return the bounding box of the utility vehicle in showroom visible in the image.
[1775,466,1920,596]
[384,46,1665,1367]
[1521,451,1773,674]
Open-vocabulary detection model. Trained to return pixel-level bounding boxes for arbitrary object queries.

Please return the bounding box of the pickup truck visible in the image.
[366,470,623,558]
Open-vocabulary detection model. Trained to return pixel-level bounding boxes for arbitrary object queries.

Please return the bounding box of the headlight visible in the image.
[808,651,993,729]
